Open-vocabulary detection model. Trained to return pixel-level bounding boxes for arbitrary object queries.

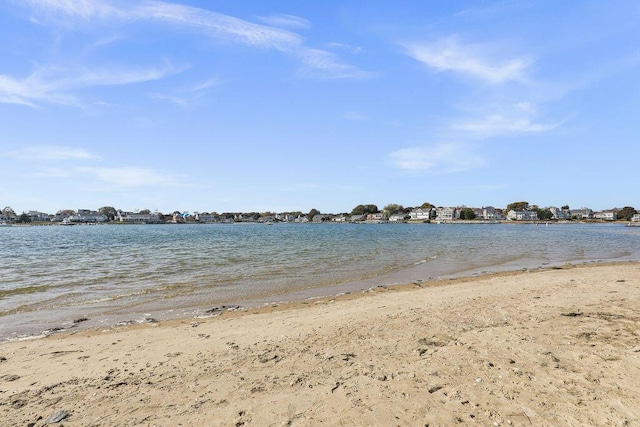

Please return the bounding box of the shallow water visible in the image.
[1,222,639,339]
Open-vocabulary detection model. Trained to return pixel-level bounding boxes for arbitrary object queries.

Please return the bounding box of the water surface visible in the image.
[1,222,639,339]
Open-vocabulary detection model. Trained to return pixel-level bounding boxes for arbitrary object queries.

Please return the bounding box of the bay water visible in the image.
[1,222,639,340]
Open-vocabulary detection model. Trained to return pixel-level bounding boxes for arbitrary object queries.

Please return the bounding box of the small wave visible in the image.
[0,284,50,299]
[413,255,437,266]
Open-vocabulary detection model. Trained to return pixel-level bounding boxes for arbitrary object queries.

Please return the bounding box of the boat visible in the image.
[59,219,75,226]
[0,221,12,227]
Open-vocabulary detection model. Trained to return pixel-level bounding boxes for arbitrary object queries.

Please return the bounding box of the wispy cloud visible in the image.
[404,36,532,84]
[21,0,369,81]
[256,14,311,30]
[297,48,376,79]
[24,0,119,22]
[5,145,100,161]
[187,77,219,92]
[451,102,567,137]
[453,114,562,137]
[26,0,301,49]
[6,144,185,188]
[77,166,178,188]
[390,143,484,174]
[0,63,179,108]
[326,42,362,55]
[149,76,219,108]
[148,93,189,107]
[343,111,369,121]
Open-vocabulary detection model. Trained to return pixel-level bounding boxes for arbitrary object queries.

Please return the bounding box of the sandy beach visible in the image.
[2,262,640,426]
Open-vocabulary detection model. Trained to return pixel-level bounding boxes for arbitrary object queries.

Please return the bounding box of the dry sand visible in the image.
[1,262,640,426]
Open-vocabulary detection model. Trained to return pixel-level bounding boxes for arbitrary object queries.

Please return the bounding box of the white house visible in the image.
[409,208,433,221]
[632,213,640,222]
[389,213,407,222]
[507,210,539,221]
[119,211,161,223]
[593,211,617,221]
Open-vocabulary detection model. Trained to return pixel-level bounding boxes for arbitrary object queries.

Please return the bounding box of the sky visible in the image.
[1,0,639,215]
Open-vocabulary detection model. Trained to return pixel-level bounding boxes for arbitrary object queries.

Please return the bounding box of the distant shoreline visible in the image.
[5,219,637,226]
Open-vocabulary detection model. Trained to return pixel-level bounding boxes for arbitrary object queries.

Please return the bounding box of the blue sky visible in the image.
[1,0,638,214]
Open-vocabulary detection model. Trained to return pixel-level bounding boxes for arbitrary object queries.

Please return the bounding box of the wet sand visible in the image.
[1,262,640,426]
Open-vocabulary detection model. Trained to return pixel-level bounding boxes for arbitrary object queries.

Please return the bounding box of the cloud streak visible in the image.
[390,143,484,174]
[0,63,179,108]
[451,101,568,138]
[452,113,562,137]
[256,14,311,30]
[5,145,100,161]
[77,166,178,188]
[296,49,376,79]
[20,0,369,85]
[404,36,532,84]
[6,144,185,189]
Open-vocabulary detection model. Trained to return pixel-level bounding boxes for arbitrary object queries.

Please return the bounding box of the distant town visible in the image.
[1,202,639,225]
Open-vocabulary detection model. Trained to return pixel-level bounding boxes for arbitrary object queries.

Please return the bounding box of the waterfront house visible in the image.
[507,210,539,221]
[313,214,335,222]
[593,210,617,221]
[27,210,52,222]
[68,212,107,223]
[366,213,388,222]
[482,206,505,220]
[571,208,593,220]
[195,212,217,223]
[389,213,407,222]
[436,207,458,221]
[119,211,162,223]
[549,207,569,220]
[409,208,433,221]
[632,213,640,222]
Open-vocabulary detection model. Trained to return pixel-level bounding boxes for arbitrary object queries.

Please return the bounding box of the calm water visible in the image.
[1,222,639,339]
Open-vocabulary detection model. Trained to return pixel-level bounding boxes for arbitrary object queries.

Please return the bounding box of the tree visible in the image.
[536,208,553,221]
[506,201,530,212]
[17,212,31,223]
[139,209,151,215]
[617,206,637,221]
[98,206,118,221]
[351,205,366,215]
[2,206,16,218]
[383,204,404,216]
[561,205,570,210]
[308,208,320,221]
[350,204,379,216]
[459,208,476,220]
[420,202,435,209]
